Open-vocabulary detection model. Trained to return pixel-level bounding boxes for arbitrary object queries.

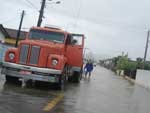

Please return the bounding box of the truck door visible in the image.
[66,34,84,67]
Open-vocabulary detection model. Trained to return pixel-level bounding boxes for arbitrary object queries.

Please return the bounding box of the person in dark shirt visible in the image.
[84,60,94,78]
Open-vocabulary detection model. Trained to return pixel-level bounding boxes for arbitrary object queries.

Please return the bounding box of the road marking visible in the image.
[43,92,64,111]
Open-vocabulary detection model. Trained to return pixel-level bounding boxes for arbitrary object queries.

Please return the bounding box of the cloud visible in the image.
[0,0,150,60]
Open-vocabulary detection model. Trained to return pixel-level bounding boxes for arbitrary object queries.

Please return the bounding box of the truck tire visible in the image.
[68,76,73,82]
[57,66,67,90]
[5,75,19,83]
[57,75,64,90]
[80,68,83,80]
[72,71,80,83]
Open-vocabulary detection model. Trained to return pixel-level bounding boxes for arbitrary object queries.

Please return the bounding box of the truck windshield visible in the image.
[29,29,65,43]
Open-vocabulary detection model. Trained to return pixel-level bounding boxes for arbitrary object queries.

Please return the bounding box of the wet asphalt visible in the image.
[0,66,150,113]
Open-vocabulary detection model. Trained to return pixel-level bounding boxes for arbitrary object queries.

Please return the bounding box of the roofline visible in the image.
[0,24,10,37]
[5,28,28,33]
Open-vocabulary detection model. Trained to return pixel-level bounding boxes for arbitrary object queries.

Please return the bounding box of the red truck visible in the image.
[1,26,84,89]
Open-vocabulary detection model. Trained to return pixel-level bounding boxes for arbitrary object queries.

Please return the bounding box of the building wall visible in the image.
[5,37,21,45]
[136,69,150,88]
[0,31,5,43]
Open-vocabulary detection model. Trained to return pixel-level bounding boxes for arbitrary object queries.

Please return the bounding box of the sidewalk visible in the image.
[124,75,150,90]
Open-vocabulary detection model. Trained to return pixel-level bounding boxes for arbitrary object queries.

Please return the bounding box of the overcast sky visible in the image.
[1,0,150,60]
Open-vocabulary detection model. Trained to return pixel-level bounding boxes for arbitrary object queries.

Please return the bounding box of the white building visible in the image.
[0,24,9,44]
[0,24,27,45]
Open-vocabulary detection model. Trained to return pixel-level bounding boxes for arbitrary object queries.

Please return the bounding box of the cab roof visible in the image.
[30,26,69,34]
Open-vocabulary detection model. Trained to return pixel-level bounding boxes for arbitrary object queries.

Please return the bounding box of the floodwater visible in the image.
[0,66,150,113]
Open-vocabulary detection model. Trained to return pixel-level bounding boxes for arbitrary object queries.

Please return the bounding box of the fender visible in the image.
[47,54,67,71]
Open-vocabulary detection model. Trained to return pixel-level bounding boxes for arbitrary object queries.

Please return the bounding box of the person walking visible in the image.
[84,60,94,78]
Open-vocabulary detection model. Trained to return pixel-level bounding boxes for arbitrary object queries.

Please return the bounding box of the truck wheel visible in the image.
[68,76,73,82]
[80,69,83,80]
[5,75,19,83]
[72,71,80,83]
[57,75,64,90]
[57,66,67,90]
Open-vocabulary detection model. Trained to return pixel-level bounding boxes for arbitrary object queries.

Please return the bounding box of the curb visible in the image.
[124,76,150,89]
[124,76,135,83]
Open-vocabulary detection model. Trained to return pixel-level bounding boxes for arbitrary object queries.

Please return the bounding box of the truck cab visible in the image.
[1,26,84,88]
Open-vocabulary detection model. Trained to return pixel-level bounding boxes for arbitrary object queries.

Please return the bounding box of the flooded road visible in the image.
[0,66,150,113]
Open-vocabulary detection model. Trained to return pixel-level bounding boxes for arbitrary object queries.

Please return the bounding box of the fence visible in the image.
[0,44,10,65]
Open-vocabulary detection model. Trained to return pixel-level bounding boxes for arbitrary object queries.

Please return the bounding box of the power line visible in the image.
[24,0,39,11]
[0,14,20,24]
[63,0,83,31]
[21,1,35,10]
[37,0,61,27]
[69,0,82,31]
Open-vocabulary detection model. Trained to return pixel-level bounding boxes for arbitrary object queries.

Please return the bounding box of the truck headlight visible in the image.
[52,59,58,66]
[9,53,15,60]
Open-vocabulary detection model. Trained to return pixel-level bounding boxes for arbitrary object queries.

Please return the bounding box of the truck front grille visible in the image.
[19,44,29,64]
[19,44,40,65]
[29,46,40,65]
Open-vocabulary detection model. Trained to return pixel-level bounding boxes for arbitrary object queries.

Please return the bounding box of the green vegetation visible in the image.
[100,55,150,79]
[114,55,150,79]
[116,55,129,70]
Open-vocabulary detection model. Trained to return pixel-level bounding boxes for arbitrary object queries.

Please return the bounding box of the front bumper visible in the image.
[1,62,62,83]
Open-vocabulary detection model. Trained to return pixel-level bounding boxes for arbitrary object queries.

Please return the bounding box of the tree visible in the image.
[116,55,128,70]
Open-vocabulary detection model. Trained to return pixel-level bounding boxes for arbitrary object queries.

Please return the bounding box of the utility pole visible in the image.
[15,10,25,47]
[37,0,46,27]
[37,0,61,27]
[143,30,150,64]
[83,48,89,61]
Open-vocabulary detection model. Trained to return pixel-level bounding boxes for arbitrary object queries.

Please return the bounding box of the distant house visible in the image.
[0,24,28,45]
[0,25,9,43]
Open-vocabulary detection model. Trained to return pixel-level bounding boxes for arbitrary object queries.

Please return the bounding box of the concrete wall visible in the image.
[0,44,10,63]
[136,69,150,88]
[0,31,5,43]
[5,38,22,46]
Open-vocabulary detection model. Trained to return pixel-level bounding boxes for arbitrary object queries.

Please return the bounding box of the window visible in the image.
[29,29,65,43]
[71,35,83,45]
